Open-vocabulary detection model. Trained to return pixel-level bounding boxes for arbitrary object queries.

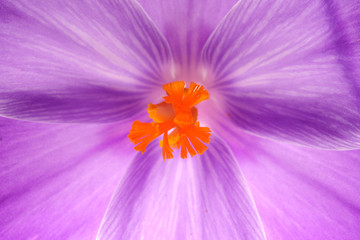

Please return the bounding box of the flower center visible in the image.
[128,81,211,160]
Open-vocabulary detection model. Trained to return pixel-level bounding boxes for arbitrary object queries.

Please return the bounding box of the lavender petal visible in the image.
[0,117,134,239]
[202,0,360,149]
[210,119,360,240]
[97,136,265,240]
[0,0,172,123]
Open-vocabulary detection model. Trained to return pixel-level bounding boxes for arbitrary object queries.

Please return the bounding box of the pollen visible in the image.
[128,81,211,160]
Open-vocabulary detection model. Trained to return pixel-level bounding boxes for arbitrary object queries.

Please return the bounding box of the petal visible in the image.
[138,0,237,80]
[202,0,360,149]
[97,136,266,240]
[0,0,172,123]
[215,123,360,240]
[0,117,134,239]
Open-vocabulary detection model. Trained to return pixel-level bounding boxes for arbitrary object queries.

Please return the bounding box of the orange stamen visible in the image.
[162,132,174,160]
[128,81,212,160]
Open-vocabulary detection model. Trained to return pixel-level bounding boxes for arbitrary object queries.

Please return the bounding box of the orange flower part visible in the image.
[128,81,211,160]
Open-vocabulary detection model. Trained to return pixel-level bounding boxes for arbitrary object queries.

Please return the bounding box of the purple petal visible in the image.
[138,0,237,80]
[0,117,134,239]
[97,137,265,240]
[214,122,360,240]
[0,0,172,123]
[202,1,360,149]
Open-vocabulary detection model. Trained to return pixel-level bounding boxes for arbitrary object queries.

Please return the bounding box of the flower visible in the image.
[1,0,360,239]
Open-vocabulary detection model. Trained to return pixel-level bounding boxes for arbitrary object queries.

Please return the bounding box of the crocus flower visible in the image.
[1,0,360,239]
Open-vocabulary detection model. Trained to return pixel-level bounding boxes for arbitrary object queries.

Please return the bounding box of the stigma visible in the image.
[128,81,211,160]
